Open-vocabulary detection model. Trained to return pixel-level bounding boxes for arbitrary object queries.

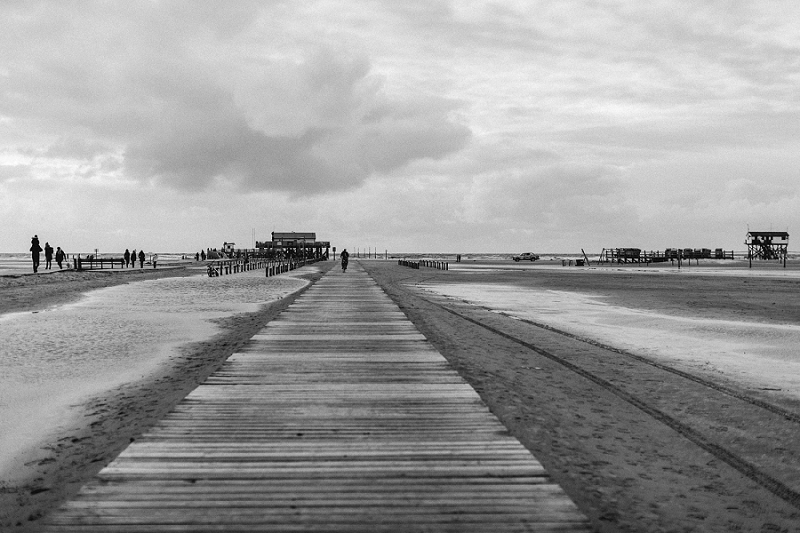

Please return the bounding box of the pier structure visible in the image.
[599,247,735,265]
[599,248,670,264]
[746,231,789,268]
[43,262,589,532]
[256,231,331,261]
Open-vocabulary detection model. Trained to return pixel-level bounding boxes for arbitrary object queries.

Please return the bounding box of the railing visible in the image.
[74,257,125,270]
[206,258,270,277]
[207,258,319,277]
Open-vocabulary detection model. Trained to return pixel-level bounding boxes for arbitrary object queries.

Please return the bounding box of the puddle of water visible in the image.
[419,282,800,398]
[0,269,310,480]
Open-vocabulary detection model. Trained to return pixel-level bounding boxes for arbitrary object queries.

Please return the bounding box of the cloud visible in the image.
[1,2,471,195]
[122,50,470,194]
[3,1,800,253]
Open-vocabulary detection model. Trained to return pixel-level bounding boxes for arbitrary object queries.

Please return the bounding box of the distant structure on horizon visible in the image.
[598,246,735,264]
[256,232,330,260]
[745,230,789,267]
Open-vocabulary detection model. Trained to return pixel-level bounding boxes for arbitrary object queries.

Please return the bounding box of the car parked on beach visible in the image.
[512,252,540,262]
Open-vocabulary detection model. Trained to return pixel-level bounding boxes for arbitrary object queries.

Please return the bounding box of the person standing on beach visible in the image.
[30,235,43,273]
[138,249,145,268]
[340,248,349,272]
[124,249,131,268]
[152,253,158,269]
[131,249,137,268]
[55,246,66,269]
[44,242,54,270]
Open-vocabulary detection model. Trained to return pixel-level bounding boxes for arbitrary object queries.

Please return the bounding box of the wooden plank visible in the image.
[42,263,590,532]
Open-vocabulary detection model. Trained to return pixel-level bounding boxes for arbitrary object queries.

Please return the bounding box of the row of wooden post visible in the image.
[207,258,271,276]
[266,259,299,277]
[398,259,449,271]
[209,258,321,277]
[419,259,449,270]
[397,260,419,269]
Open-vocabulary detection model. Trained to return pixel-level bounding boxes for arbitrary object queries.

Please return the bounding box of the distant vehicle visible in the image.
[512,252,540,262]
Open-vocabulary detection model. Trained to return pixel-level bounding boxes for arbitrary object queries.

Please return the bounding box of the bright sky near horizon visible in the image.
[2,1,799,254]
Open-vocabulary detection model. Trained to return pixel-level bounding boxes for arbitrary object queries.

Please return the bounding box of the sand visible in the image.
[0,263,326,530]
[4,258,800,532]
[362,259,800,533]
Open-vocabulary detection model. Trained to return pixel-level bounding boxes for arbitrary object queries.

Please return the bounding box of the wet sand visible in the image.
[0,263,327,530]
[362,259,800,532]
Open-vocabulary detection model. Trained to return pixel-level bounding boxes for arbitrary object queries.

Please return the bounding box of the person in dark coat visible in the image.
[131,249,137,268]
[340,248,349,272]
[124,249,131,267]
[44,242,54,269]
[55,246,66,269]
[30,235,43,273]
[138,249,145,268]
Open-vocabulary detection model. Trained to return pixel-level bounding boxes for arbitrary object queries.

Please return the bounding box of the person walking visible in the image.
[55,246,66,269]
[131,249,137,268]
[30,235,43,273]
[124,249,131,268]
[44,242,54,269]
[138,249,145,268]
[340,248,349,273]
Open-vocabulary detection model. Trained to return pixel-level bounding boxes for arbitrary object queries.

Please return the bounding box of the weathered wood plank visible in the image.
[42,263,590,532]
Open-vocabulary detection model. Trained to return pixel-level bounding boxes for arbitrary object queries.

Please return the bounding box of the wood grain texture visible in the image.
[43,263,590,532]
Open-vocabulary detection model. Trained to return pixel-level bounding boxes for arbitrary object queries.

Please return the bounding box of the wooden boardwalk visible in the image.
[43,263,590,532]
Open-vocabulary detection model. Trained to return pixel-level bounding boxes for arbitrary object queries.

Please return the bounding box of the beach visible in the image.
[362,259,800,532]
[0,262,323,530]
[2,257,800,532]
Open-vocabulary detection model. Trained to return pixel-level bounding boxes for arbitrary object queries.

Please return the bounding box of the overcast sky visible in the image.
[2,1,799,254]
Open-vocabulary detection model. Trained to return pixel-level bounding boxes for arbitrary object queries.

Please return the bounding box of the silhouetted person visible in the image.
[55,246,66,269]
[340,248,349,272]
[138,249,145,268]
[131,249,137,268]
[124,249,131,267]
[201,250,206,261]
[30,235,43,273]
[44,242,54,269]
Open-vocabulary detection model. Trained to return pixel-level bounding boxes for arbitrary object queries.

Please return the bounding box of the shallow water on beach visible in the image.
[0,269,310,480]
[418,282,800,399]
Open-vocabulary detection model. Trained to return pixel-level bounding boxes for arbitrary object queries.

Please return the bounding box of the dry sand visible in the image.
[0,264,326,531]
[362,259,800,533]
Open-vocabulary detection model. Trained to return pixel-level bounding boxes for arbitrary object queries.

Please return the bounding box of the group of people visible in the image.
[30,235,67,272]
[123,249,148,268]
[28,236,156,273]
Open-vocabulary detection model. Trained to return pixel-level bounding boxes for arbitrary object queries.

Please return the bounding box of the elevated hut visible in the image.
[745,231,788,268]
